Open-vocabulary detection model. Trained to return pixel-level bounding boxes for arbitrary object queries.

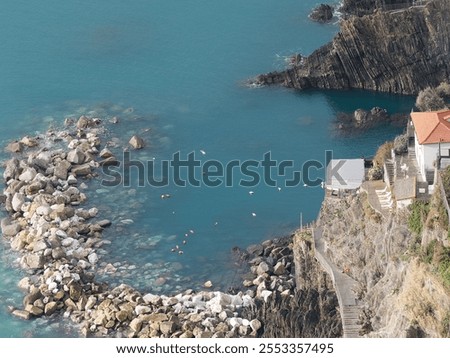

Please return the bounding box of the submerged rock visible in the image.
[5,141,23,153]
[129,135,145,149]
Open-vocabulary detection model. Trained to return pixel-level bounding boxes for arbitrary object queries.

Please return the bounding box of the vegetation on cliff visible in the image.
[317,188,450,337]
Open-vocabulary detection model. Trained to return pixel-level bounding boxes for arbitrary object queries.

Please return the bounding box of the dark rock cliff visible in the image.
[340,0,412,16]
[254,0,450,95]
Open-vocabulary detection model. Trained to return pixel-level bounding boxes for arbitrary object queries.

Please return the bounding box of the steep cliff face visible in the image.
[255,0,450,95]
[340,0,410,16]
[317,193,450,337]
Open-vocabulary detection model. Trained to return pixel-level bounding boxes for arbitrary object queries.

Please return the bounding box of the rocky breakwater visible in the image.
[241,233,342,338]
[1,115,336,338]
[252,0,450,95]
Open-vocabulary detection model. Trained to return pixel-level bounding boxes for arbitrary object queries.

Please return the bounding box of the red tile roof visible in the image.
[411,110,450,145]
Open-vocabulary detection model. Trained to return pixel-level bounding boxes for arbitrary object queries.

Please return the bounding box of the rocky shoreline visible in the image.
[0,115,341,338]
[251,0,450,95]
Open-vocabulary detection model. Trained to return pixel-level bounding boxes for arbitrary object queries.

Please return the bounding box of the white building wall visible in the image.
[415,134,424,179]
[415,135,450,181]
[423,143,439,171]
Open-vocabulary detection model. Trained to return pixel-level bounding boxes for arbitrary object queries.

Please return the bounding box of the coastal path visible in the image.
[312,227,363,338]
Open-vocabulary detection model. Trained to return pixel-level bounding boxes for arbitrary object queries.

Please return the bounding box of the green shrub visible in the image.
[423,240,437,264]
[408,200,429,235]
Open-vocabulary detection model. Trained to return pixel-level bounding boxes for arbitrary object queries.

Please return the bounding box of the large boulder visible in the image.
[129,135,145,150]
[76,115,90,130]
[12,193,25,212]
[310,4,334,23]
[54,160,72,180]
[23,254,45,269]
[5,141,23,153]
[1,218,21,237]
[19,168,37,183]
[67,149,86,165]
[71,164,92,177]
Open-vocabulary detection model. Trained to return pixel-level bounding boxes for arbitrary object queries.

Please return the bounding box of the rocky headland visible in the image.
[0,115,341,338]
[252,0,450,95]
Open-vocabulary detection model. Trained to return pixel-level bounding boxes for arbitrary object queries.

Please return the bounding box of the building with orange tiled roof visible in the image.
[411,109,450,181]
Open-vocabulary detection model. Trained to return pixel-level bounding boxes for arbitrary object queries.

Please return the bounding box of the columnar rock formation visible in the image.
[253,0,450,95]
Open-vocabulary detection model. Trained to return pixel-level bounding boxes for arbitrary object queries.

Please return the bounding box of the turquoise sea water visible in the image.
[0,0,414,337]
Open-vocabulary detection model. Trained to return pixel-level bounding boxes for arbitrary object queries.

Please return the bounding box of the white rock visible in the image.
[67,175,77,185]
[18,277,31,291]
[230,295,243,306]
[242,295,254,307]
[250,319,262,331]
[228,317,242,327]
[77,260,90,269]
[36,205,51,216]
[48,282,57,291]
[85,296,97,310]
[129,135,145,149]
[55,230,67,238]
[33,241,48,252]
[12,193,25,212]
[135,305,152,315]
[209,303,223,314]
[61,238,75,247]
[19,168,37,183]
[260,290,272,303]
[88,252,98,265]
[88,208,98,217]
[71,273,80,281]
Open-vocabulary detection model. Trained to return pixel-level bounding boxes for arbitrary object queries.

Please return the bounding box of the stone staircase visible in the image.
[342,305,362,338]
[313,227,363,338]
[384,160,395,187]
[375,186,394,212]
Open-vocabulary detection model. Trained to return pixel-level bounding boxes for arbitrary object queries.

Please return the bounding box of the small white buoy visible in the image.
[200,149,206,155]
[277,187,281,191]
[178,250,184,255]
[252,212,257,217]
[189,229,194,234]
[249,191,254,195]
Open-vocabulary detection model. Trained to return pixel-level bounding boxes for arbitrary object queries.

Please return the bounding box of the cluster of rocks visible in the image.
[1,114,333,338]
[309,4,334,23]
[335,107,408,132]
[241,237,296,300]
[0,115,280,338]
